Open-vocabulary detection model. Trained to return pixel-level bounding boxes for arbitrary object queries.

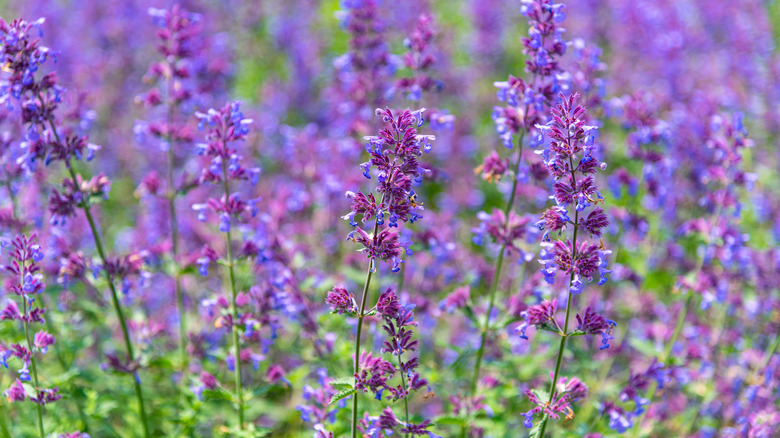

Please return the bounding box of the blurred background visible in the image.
[0,0,779,437]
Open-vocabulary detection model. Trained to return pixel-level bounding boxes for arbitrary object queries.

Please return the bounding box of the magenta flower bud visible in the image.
[375,288,400,320]
[200,371,218,390]
[326,286,357,315]
[34,330,55,354]
[5,379,26,402]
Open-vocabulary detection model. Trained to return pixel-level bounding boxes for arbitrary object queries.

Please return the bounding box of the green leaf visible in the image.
[568,329,587,337]
[528,420,544,438]
[202,387,235,403]
[328,377,355,389]
[329,388,356,405]
[432,415,465,426]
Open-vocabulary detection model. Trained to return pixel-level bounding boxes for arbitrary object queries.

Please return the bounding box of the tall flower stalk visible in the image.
[139,5,201,386]
[193,101,258,429]
[0,17,151,437]
[522,93,614,436]
[1,234,61,438]
[465,2,570,433]
[330,108,433,437]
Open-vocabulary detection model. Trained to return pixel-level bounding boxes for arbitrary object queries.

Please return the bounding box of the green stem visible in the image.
[351,192,386,438]
[3,179,18,220]
[538,156,581,438]
[21,264,45,438]
[165,60,189,398]
[397,351,410,438]
[74,164,152,438]
[352,260,376,438]
[0,399,9,438]
[221,162,245,429]
[633,200,725,437]
[760,325,780,373]
[537,235,578,437]
[396,260,411,437]
[46,115,151,438]
[397,263,406,296]
[42,295,91,432]
[459,132,526,438]
[470,131,526,391]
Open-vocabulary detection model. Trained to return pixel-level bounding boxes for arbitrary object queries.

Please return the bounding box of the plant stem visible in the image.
[537,243,578,438]
[633,200,725,437]
[0,398,9,438]
[396,260,411,437]
[21,261,45,438]
[165,61,189,395]
[352,260,375,438]
[459,132,526,438]
[351,192,386,438]
[3,179,18,219]
[42,294,91,432]
[761,328,780,372]
[538,156,581,438]
[470,131,526,391]
[46,117,151,438]
[221,161,245,429]
[397,263,406,296]
[396,351,410,438]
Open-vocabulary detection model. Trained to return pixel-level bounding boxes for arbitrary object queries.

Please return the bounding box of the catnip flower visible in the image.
[343,108,434,271]
[391,14,440,101]
[0,234,60,438]
[521,93,614,433]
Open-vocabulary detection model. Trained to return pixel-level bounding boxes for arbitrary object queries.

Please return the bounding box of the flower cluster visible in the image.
[343,108,434,272]
[492,0,570,148]
[535,93,610,289]
[134,5,201,197]
[297,369,345,430]
[392,14,439,101]
[358,289,436,437]
[1,234,61,415]
[519,93,615,432]
[522,376,588,428]
[192,101,259,231]
[0,17,101,173]
[334,0,393,133]
[472,209,534,261]
[575,306,617,350]
[141,6,201,109]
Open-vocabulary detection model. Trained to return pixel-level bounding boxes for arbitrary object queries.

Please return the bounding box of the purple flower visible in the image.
[343,108,435,270]
[582,208,609,237]
[5,379,25,402]
[325,286,357,314]
[375,288,401,320]
[393,14,440,102]
[33,330,55,354]
[475,151,509,183]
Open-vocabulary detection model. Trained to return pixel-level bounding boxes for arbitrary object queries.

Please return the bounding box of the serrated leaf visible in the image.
[202,387,235,402]
[528,421,543,438]
[219,424,272,438]
[538,323,563,334]
[568,329,587,337]
[328,377,355,389]
[461,304,478,325]
[329,388,356,405]
[432,415,465,426]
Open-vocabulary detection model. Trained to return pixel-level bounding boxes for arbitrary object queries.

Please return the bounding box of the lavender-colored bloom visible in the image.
[5,379,25,402]
[343,108,434,271]
[325,286,357,314]
[33,330,55,354]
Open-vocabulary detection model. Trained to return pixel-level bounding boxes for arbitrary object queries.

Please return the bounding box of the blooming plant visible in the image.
[0,1,777,438]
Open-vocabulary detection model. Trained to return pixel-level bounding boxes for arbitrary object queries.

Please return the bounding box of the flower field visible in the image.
[0,1,778,437]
